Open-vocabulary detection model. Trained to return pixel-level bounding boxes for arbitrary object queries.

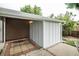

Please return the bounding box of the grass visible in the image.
[63,39,76,47]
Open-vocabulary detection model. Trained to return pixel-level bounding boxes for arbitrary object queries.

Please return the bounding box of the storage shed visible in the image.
[0,7,63,48]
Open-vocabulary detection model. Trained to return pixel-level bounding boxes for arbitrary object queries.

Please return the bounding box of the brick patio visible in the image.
[1,38,40,56]
[0,38,54,56]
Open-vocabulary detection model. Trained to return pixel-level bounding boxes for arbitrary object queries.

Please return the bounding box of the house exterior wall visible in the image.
[0,18,3,42]
[43,21,62,48]
[30,21,43,47]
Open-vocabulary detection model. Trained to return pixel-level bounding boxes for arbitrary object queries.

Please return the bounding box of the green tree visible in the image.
[21,5,33,13]
[55,11,77,36]
[20,5,42,15]
[65,3,79,10]
[33,5,42,15]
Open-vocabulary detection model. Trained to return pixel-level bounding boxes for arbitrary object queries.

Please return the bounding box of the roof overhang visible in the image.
[0,7,64,23]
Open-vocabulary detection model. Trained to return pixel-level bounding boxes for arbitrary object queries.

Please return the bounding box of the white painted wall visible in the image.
[30,21,43,47]
[0,18,3,42]
[43,21,62,48]
[30,20,62,48]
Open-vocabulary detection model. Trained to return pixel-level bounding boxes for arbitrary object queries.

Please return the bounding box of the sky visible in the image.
[0,0,79,21]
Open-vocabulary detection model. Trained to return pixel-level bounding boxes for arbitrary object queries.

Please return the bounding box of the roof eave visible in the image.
[0,7,63,23]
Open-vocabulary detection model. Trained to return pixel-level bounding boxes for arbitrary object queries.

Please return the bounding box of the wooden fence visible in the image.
[71,31,79,38]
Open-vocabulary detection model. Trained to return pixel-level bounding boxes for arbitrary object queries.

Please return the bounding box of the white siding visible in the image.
[30,20,62,48]
[30,21,43,47]
[0,18,3,42]
[43,21,62,48]
[3,18,6,43]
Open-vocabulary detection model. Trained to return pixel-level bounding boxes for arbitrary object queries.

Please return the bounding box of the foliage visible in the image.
[20,5,42,15]
[21,5,33,13]
[65,3,79,10]
[33,5,42,15]
[55,11,77,36]
[64,40,76,47]
[50,13,54,18]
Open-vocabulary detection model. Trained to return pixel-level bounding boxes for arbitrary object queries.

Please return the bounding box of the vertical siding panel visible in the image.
[38,21,43,47]
[38,22,41,46]
[43,21,45,48]
[60,23,62,42]
[50,22,53,45]
[55,23,61,43]
[30,20,62,48]
[33,22,35,42]
[30,21,43,47]
[55,23,59,43]
[53,23,56,44]
[36,22,39,44]
[44,21,50,47]
[3,18,6,43]
[34,22,37,42]
[30,23,32,40]
[35,22,37,43]
[0,18,2,42]
[43,21,62,48]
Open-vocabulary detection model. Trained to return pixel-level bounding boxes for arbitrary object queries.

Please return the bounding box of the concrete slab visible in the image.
[26,48,53,56]
[47,43,79,56]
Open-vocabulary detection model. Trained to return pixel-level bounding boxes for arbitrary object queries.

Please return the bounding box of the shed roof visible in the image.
[0,7,63,23]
